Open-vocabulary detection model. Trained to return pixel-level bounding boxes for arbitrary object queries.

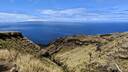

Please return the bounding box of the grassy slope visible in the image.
[0,34,64,72]
[1,32,128,72]
[50,33,128,72]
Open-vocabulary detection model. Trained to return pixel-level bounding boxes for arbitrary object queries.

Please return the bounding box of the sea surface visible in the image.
[0,21,128,44]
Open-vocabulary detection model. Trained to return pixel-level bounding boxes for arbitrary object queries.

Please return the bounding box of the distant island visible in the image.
[0,31,127,72]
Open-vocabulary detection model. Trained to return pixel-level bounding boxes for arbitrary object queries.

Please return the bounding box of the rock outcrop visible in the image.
[0,32,23,40]
[0,62,18,72]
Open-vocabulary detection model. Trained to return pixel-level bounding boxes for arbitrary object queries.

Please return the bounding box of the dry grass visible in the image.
[51,36,128,72]
[0,36,63,72]
[52,45,99,72]
[1,32,128,72]
[0,49,64,72]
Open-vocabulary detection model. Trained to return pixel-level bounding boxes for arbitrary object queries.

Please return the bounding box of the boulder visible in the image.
[0,62,18,72]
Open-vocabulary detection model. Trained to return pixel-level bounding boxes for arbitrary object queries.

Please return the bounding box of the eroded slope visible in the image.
[42,33,128,72]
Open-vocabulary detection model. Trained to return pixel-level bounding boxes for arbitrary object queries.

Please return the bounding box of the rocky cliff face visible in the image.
[1,32,128,72]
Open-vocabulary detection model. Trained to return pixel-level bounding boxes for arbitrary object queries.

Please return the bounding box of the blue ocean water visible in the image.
[0,21,128,44]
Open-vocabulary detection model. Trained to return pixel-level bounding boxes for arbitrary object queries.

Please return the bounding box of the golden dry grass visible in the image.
[52,37,128,72]
[52,45,99,72]
[1,32,128,72]
[0,49,64,72]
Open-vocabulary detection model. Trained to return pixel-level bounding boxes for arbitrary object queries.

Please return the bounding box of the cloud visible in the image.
[40,8,86,16]
[39,8,88,21]
[1,8,128,22]
[39,8,128,22]
[0,12,39,22]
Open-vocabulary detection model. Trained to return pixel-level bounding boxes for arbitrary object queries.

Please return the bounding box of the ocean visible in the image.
[0,21,128,44]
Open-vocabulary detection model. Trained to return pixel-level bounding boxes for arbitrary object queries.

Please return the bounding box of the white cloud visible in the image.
[39,8,128,22]
[40,8,86,16]
[1,8,128,22]
[0,12,39,22]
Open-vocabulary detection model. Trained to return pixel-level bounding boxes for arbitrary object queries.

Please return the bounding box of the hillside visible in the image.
[0,32,128,72]
[41,32,128,72]
[0,32,63,72]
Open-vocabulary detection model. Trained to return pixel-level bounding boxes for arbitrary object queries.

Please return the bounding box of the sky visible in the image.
[0,0,128,22]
